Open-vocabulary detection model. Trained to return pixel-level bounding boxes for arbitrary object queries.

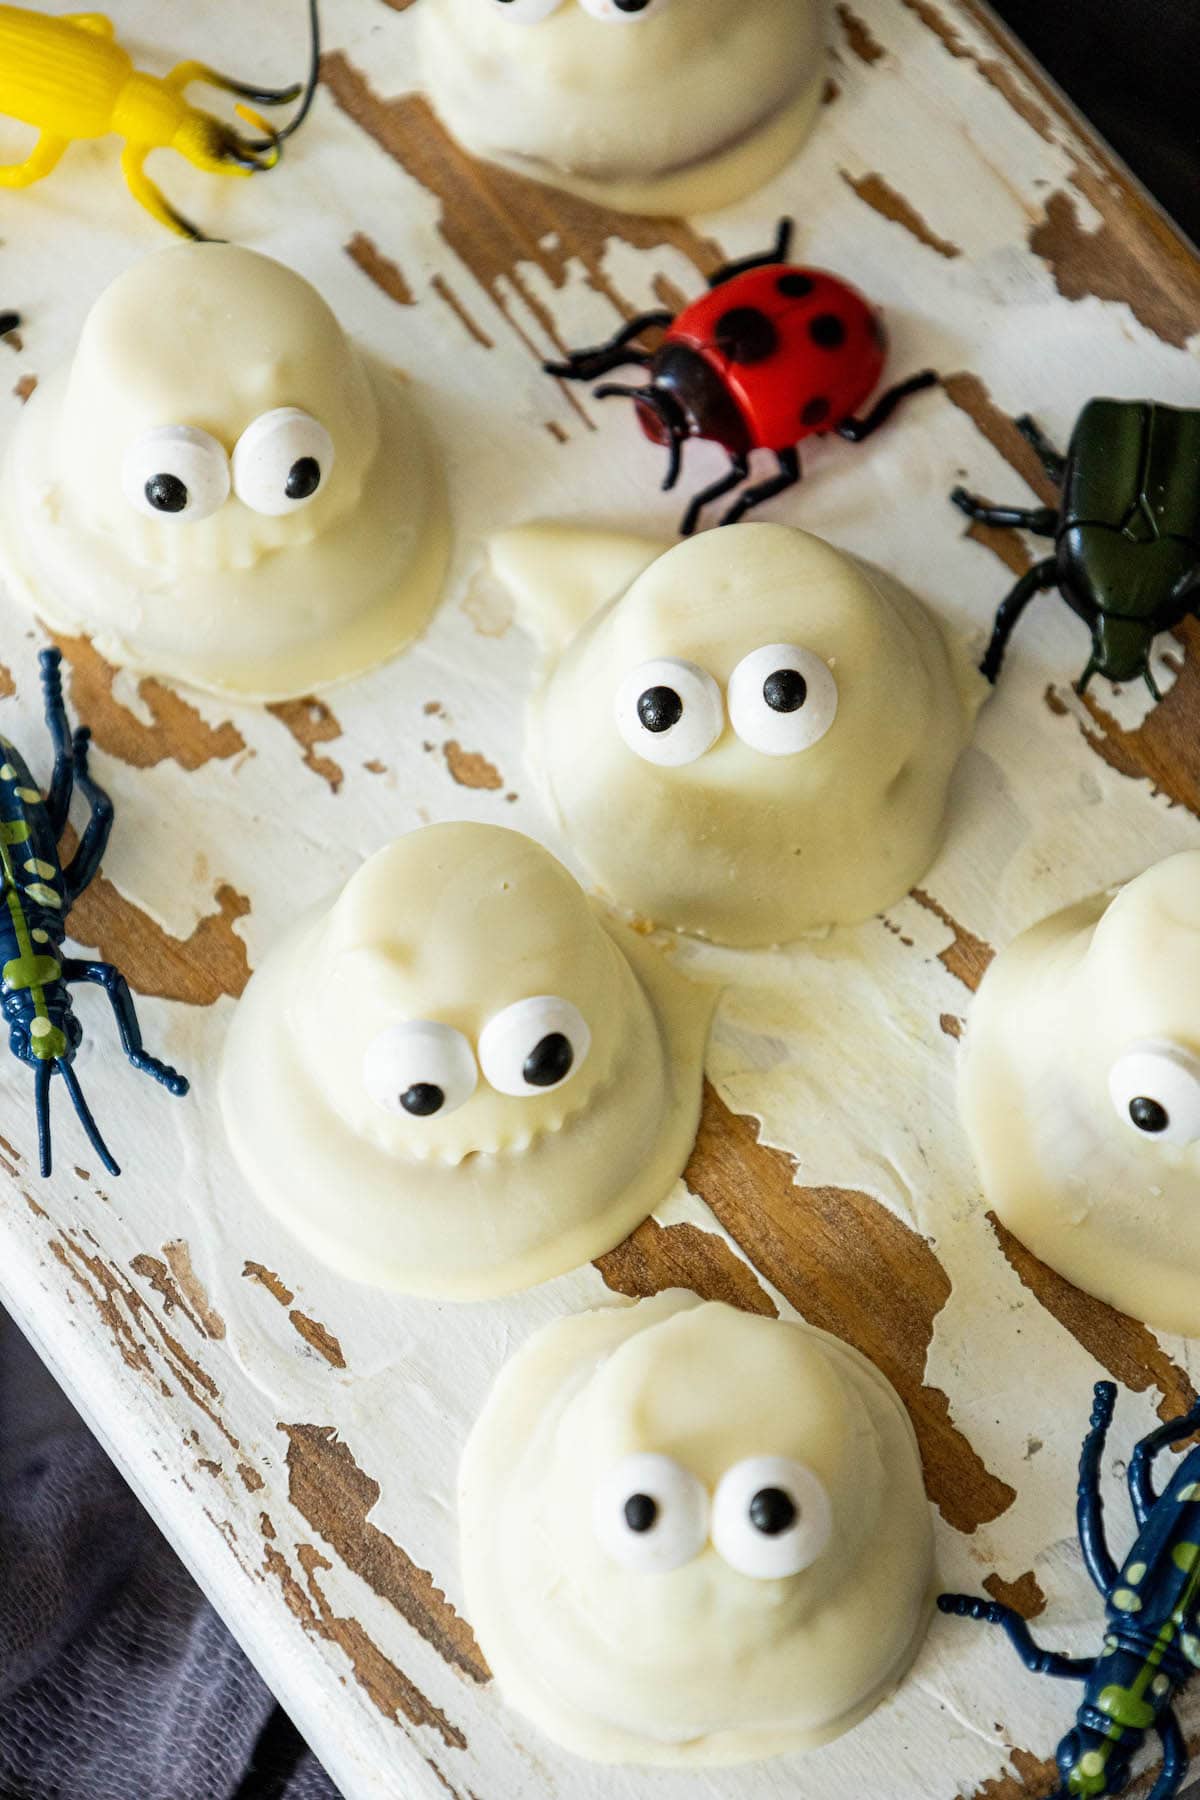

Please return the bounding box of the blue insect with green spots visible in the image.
[1,647,187,1176]
[941,1381,1200,1800]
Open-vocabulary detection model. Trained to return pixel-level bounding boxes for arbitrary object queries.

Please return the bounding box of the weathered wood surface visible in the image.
[1,1,1199,1796]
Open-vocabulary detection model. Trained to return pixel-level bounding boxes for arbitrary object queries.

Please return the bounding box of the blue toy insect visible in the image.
[1,648,187,1177]
[941,1381,1200,1800]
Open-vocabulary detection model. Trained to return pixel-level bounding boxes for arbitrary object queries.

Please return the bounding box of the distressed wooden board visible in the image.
[1,2,1199,1797]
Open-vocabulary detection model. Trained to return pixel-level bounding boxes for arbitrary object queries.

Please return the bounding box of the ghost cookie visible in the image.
[0,245,447,700]
[219,824,713,1299]
[493,521,981,947]
[460,1291,935,1764]
[960,851,1200,1337]
[417,0,829,216]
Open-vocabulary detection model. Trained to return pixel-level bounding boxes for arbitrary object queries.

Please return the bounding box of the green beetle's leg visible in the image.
[1016,414,1067,486]
[0,134,69,190]
[1077,1382,1118,1593]
[981,558,1058,683]
[1128,1395,1200,1527]
[544,313,674,382]
[937,1595,1095,1679]
[61,959,189,1095]
[1148,1709,1187,1800]
[951,487,1059,537]
[38,648,75,836]
[837,369,938,443]
[61,728,112,902]
[681,454,751,537]
[719,448,802,529]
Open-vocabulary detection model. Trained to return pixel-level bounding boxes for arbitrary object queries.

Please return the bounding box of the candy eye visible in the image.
[711,1456,832,1580]
[478,995,590,1097]
[727,644,839,757]
[121,425,230,522]
[232,408,335,516]
[490,0,564,19]
[577,0,670,18]
[1108,1041,1200,1146]
[362,1021,477,1119]
[592,1453,708,1573]
[615,658,724,768]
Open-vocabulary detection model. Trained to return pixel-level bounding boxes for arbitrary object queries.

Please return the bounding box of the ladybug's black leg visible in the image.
[1016,414,1067,487]
[951,488,1060,537]
[980,557,1058,683]
[680,454,750,537]
[0,311,18,338]
[544,312,674,382]
[707,218,794,288]
[837,370,938,443]
[718,448,801,530]
[61,726,113,903]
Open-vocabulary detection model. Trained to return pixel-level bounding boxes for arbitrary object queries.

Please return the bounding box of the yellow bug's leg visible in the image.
[0,135,69,190]
[164,58,303,107]
[60,13,115,33]
[118,143,204,239]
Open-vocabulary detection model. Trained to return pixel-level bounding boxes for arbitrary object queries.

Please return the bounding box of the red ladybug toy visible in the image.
[545,220,937,536]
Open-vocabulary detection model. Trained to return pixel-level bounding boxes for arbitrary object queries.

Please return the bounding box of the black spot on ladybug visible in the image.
[715,306,779,366]
[809,313,847,350]
[777,272,815,299]
[801,396,831,428]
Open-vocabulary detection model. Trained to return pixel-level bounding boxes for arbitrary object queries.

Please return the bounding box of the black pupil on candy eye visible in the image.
[624,1493,658,1533]
[524,1031,573,1088]
[749,1487,797,1536]
[145,472,188,514]
[1130,1095,1169,1134]
[637,686,683,733]
[401,1082,444,1117]
[763,669,807,714]
[286,456,321,501]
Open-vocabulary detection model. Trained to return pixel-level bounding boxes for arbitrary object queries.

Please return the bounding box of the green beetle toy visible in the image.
[952,398,1200,699]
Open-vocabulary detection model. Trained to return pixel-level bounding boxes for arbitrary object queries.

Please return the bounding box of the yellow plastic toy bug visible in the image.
[0,0,320,238]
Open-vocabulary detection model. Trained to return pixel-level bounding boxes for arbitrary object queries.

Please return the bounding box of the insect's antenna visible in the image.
[240,0,322,152]
[34,1060,52,1178]
[592,383,648,402]
[56,1060,121,1178]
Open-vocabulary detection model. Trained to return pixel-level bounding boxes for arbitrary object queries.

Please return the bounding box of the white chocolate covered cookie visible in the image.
[220,824,713,1299]
[494,522,981,947]
[417,0,829,215]
[0,245,447,700]
[459,1291,935,1764]
[960,852,1200,1336]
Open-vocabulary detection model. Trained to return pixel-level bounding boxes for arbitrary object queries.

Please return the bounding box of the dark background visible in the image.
[991,0,1199,244]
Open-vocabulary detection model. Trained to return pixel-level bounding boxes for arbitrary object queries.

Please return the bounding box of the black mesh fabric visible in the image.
[0,1313,341,1800]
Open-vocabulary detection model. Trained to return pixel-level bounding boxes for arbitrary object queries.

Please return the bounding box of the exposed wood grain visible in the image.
[596,1216,778,1316]
[442,741,503,791]
[69,876,251,1006]
[842,171,962,259]
[52,629,245,772]
[267,696,346,795]
[983,1569,1045,1620]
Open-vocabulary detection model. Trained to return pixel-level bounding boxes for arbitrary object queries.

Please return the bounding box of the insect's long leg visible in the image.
[61,729,113,903]
[38,649,75,836]
[34,1059,52,1179]
[937,1595,1095,1680]
[1077,1382,1119,1594]
[1128,1395,1200,1527]
[60,959,189,1096]
[980,558,1059,683]
[1016,414,1068,486]
[166,0,321,145]
[680,454,750,537]
[950,488,1060,538]
[0,134,69,190]
[56,1059,120,1178]
[719,447,801,530]
[707,218,795,287]
[119,146,205,241]
[836,370,939,443]
[1148,1709,1187,1800]
[544,314,674,382]
[0,313,19,337]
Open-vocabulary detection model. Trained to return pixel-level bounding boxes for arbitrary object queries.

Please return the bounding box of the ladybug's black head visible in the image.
[595,343,751,492]
[594,378,689,491]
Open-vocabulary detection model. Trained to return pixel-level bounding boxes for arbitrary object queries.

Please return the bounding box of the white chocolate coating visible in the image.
[460,1291,934,1764]
[0,246,448,701]
[495,522,982,947]
[220,824,714,1299]
[959,852,1200,1337]
[417,0,829,215]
